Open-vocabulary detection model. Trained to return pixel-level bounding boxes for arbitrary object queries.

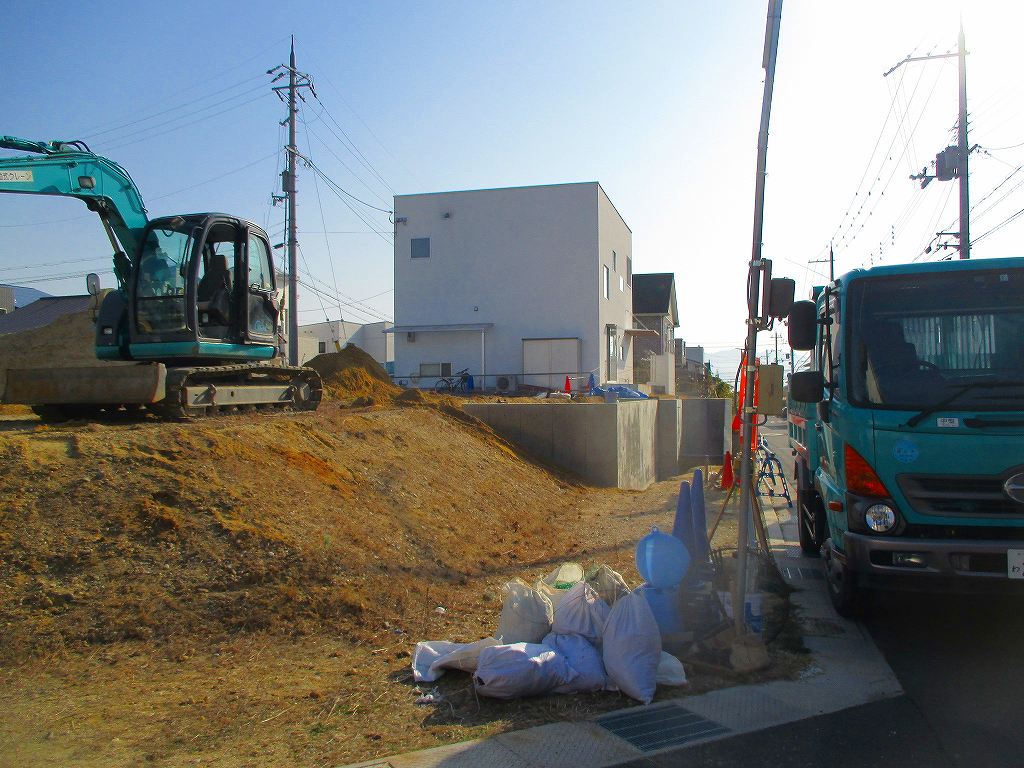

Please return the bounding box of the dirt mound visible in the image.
[306,345,391,383]
[0,292,133,400]
[0,407,582,664]
[395,388,426,405]
[305,345,400,403]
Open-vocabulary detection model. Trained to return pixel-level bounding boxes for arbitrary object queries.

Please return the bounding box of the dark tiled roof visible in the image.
[632,273,678,324]
[0,295,94,335]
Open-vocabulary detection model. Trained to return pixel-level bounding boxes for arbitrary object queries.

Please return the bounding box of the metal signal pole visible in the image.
[269,38,316,365]
[735,0,783,637]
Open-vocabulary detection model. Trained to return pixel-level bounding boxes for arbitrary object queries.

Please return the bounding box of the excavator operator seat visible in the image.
[197,253,232,328]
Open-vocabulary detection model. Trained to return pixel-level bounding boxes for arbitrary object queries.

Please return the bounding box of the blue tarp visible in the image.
[589,384,650,399]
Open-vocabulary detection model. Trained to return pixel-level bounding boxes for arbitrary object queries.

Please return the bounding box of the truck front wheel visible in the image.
[823,538,860,617]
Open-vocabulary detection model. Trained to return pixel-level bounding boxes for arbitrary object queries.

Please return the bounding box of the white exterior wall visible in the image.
[393,182,633,389]
[298,319,394,369]
[597,186,634,384]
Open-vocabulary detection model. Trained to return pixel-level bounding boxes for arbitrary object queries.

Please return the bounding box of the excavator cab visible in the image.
[126,214,280,363]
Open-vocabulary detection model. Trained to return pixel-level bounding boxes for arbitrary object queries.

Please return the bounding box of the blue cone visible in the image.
[672,480,697,560]
[690,468,711,567]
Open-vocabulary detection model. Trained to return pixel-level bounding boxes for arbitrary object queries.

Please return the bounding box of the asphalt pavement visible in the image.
[720,419,1024,768]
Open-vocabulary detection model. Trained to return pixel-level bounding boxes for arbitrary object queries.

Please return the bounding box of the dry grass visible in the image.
[0,374,807,767]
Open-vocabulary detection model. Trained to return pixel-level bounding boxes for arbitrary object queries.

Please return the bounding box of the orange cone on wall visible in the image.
[720,451,734,489]
[564,376,571,393]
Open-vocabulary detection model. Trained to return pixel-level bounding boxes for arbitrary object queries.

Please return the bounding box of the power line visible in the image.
[100,92,273,151]
[301,157,393,214]
[71,35,290,137]
[973,204,1024,244]
[305,123,393,207]
[80,75,267,141]
[148,151,279,202]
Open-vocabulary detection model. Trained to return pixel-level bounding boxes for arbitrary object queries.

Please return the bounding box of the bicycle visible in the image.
[434,368,471,393]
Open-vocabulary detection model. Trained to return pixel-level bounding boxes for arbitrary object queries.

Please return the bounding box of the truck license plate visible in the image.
[1009,550,1024,579]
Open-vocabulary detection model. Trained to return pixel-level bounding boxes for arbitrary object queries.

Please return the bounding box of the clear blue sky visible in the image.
[2,0,1022,377]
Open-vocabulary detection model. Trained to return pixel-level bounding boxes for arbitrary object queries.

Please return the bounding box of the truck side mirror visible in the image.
[767,278,795,319]
[789,369,824,403]
[788,300,817,350]
[86,273,101,296]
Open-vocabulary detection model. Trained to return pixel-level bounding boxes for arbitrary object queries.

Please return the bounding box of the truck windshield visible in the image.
[847,267,1024,411]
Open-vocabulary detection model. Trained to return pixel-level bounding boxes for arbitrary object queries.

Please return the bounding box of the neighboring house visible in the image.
[674,340,712,396]
[298,319,395,373]
[0,295,96,335]
[631,273,679,395]
[0,284,49,311]
[0,286,13,315]
[389,182,636,391]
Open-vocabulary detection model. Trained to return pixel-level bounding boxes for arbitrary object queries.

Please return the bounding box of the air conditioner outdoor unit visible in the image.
[495,374,517,393]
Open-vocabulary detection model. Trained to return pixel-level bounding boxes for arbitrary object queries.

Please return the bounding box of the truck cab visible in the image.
[788,258,1024,614]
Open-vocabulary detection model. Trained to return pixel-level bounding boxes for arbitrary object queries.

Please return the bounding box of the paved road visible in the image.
[762,420,1024,767]
[622,419,1024,767]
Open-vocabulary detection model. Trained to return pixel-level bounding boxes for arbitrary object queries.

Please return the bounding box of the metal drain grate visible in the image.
[597,703,730,752]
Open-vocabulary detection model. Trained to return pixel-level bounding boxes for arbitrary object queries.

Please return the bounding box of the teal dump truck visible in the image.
[787,257,1024,615]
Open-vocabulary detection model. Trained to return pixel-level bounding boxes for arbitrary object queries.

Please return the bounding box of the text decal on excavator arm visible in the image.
[0,170,33,182]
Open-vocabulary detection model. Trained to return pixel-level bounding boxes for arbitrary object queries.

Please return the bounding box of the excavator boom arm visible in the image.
[0,136,149,284]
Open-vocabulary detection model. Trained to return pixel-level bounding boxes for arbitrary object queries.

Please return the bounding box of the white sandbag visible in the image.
[551,582,610,643]
[656,651,688,687]
[412,637,501,683]
[543,632,607,693]
[534,562,584,610]
[586,564,631,606]
[496,579,553,644]
[602,590,662,704]
[473,642,578,700]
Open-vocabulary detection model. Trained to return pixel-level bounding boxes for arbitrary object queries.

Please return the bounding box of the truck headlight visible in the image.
[865,504,896,533]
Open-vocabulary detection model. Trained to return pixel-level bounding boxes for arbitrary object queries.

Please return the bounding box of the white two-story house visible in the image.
[389,182,636,391]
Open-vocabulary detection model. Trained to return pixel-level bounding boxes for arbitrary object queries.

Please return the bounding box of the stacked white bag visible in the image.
[601,589,663,704]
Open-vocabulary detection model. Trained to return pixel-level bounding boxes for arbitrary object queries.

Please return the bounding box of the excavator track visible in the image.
[150,362,323,419]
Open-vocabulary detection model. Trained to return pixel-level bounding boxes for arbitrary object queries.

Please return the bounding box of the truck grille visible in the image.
[897,473,1024,517]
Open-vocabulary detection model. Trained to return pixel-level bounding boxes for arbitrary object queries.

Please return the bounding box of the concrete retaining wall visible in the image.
[680,397,731,468]
[465,400,669,489]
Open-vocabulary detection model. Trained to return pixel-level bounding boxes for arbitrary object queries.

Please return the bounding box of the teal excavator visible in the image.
[0,136,322,417]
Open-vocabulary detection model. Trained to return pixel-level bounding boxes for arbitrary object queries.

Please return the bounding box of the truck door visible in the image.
[817,289,847,538]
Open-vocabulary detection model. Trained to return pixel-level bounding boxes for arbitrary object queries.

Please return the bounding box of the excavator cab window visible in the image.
[197,228,240,335]
[136,226,191,333]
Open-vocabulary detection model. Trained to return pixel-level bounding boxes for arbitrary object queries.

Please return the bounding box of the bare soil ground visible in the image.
[0,350,805,767]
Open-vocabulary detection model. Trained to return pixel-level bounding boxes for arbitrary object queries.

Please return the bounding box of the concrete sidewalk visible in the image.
[344,498,902,768]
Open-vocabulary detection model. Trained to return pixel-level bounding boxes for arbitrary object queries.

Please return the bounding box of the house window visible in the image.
[612,251,617,271]
[318,341,326,354]
[603,265,610,299]
[411,237,430,259]
[619,275,624,292]
[626,256,632,287]
[419,362,452,377]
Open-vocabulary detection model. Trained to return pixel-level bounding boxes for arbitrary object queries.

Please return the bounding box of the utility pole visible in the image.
[773,332,780,365]
[809,243,835,281]
[957,23,970,258]
[269,38,316,365]
[887,22,970,258]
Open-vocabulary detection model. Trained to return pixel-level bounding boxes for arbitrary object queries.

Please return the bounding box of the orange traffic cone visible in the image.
[564,376,571,393]
[720,451,734,489]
